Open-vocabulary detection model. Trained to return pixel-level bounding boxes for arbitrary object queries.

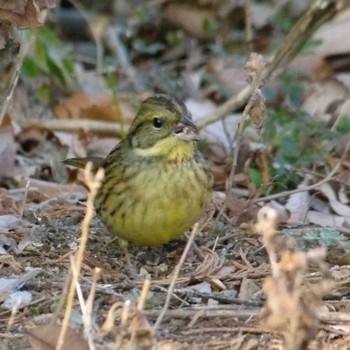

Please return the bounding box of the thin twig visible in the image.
[244,0,253,51]
[253,132,350,203]
[197,0,339,129]
[151,285,190,305]
[253,161,341,203]
[149,307,350,324]
[154,223,199,330]
[19,180,30,219]
[149,307,260,321]
[39,119,122,136]
[226,54,265,201]
[185,291,264,307]
[182,326,275,335]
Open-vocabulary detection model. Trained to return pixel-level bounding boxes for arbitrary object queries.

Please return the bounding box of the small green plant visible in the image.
[335,117,350,135]
[248,72,333,193]
[22,25,77,103]
[284,228,350,252]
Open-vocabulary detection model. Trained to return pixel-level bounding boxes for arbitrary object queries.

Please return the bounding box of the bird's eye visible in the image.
[152,117,163,129]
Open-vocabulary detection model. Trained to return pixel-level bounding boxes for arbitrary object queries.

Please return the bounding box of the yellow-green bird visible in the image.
[63,94,213,246]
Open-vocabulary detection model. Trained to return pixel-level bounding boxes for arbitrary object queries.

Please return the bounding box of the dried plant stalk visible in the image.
[256,206,334,350]
[56,163,104,350]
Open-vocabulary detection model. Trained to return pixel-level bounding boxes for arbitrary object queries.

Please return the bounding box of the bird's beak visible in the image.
[173,115,200,142]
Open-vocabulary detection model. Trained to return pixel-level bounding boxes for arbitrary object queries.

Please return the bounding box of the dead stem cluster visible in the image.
[256,206,334,350]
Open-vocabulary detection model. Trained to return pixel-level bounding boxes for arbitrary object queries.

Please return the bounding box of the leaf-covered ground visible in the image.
[2,1,350,349]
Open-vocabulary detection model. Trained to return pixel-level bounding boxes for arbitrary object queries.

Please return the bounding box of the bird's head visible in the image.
[128,95,199,160]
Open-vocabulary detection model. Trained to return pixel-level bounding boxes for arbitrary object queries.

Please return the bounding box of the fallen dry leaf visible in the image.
[54,131,87,159]
[0,214,19,230]
[16,177,87,202]
[238,276,260,300]
[86,137,119,158]
[250,2,276,29]
[3,290,32,310]
[0,188,19,215]
[290,53,333,80]
[206,60,247,97]
[0,0,56,28]
[318,183,350,218]
[335,251,350,265]
[306,210,349,228]
[28,324,88,350]
[313,7,350,57]
[15,124,64,156]
[163,4,217,40]
[54,93,135,124]
[302,80,350,124]
[0,270,38,294]
[285,185,311,225]
[186,98,238,160]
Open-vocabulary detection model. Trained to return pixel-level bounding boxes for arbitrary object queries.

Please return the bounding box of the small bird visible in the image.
[63,94,213,246]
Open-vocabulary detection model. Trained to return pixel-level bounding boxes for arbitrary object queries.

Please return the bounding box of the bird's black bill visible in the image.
[181,115,197,130]
[173,115,200,142]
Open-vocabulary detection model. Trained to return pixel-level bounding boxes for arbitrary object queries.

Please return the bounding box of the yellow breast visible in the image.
[97,157,212,246]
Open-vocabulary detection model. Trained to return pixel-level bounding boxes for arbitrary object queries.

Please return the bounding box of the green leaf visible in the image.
[248,168,263,187]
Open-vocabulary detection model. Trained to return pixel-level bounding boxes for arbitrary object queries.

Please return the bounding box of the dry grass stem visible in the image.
[19,180,30,219]
[113,301,131,350]
[2,298,23,350]
[99,302,124,337]
[215,53,266,224]
[99,269,152,348]
[137,278,151,311]
[154,223,199,330]
[113,298,154,349]
[51,269,72,325]
[227,53,265,202]
[85,268,101,324]
[120,300,132,328]
[6,298,22,333]
[56,162,104,350]
[69,255,95,350]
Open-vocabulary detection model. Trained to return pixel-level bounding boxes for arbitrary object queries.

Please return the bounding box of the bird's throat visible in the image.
[134,136,195,162]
